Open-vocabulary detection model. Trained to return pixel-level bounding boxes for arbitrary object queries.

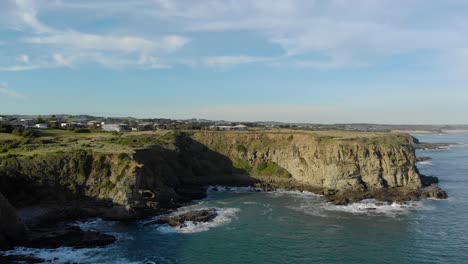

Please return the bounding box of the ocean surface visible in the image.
[4,133,468,264]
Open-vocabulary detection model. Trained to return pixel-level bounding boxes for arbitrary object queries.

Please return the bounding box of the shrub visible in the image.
[257,161,268,171]
[74,128,91,133]
[0,124,14,133]
[235,144,247,153]
[21,130,38,138]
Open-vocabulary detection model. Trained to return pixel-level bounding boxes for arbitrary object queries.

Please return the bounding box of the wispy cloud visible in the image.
[1,0,468,71]
[0,0,189,70]
[203,55,273,68]
[0,83,24,98]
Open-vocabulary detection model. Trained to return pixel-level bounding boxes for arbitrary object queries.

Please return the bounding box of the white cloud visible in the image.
[204,55,272,68]
[0,65,41,71]
[11,0,54,33]
[0,83,24,98]
[25,32,188,54]
[2,0,468,71]
[17,54,29,63]
[0,0,189,70]
[52,53,71,67]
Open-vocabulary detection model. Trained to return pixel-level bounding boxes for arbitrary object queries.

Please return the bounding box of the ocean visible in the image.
[4,133,468,264]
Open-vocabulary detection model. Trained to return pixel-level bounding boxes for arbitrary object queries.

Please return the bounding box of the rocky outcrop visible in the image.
[27,226,115,249]
[0,192,28,250]
[145,209,218,227]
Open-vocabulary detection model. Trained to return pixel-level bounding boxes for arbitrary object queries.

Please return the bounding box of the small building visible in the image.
[209,124,248,131]
[233,124,248,130]
[34,123,48,129]
[61,122,85,128]
[102,124,130,132]
[87,121,101,127]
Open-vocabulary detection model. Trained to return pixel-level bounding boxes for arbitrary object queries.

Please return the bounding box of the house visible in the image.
[102,124,130,132]
[34,123,48,129]
[61,122,85,128]
[87,121,101,127]
[20,119,35,128]
[233,124,248,130]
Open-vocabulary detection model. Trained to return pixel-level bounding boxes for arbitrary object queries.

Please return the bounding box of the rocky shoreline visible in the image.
[0,131,450,262]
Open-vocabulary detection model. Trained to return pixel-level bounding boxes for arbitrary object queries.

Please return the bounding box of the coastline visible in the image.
[0,130,448,257]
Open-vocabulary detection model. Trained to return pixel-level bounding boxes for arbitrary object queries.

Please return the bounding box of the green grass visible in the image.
[0,133,22,141]
[255,161,291,178]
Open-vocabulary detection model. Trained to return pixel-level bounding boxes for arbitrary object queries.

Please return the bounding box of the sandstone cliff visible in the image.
[0,131,436,217]
[191,131,423,191]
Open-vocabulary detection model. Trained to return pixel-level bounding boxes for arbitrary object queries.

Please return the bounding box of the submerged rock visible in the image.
[27,226,116,249]
[146,209,218,227]
[416,157,433,162]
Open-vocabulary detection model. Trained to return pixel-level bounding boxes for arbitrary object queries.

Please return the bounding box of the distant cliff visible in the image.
[0,131,441,216]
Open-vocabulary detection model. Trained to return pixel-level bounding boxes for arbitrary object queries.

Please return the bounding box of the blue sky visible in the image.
[0,0,467,124]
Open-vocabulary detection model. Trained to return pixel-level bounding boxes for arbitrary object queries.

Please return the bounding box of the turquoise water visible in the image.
[7,133,468,263]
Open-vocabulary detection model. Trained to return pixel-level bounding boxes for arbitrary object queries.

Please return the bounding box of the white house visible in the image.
[34,123,48,129]
[102,124,130,132]
[233,124,248,130]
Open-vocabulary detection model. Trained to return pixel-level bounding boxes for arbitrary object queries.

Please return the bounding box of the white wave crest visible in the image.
[1,247,100,264]
[323,199,429,216]
[418,161,433,165]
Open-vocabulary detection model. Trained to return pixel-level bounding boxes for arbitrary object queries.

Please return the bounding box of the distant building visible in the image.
[209,124,248,131]
[87,121,101,127]
[233,124,247,130]
[61,122,85,128]
[20,119,35,127]
[102,124,130,132]
[34,123,48,129]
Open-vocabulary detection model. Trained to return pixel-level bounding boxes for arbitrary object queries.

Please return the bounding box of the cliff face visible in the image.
[0,132,424,214]
[191,132,422,192]
[0,192,28,250]
[0,150,139,209]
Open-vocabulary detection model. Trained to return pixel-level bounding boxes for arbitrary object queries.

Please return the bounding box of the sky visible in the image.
[0,0,467,124]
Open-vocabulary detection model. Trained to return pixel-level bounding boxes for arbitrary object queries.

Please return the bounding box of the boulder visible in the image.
[421,186,448,199]
[145,209,218,227]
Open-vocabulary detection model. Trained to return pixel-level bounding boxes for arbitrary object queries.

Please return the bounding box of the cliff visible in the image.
[191,132,423,191]
[0,131,440,218]
[0,192,28,250]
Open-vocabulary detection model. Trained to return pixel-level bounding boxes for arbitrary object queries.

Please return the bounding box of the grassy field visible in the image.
[0,128,409,157]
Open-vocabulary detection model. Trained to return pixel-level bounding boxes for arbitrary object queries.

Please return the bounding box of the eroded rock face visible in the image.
[192,132,423,192]
[0,192,28,250]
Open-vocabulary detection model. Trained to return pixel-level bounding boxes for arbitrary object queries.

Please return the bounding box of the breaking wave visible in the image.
[289,198,432,218]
